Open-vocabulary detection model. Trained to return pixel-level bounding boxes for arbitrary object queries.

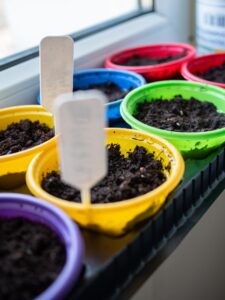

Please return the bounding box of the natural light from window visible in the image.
[0,0,153,60]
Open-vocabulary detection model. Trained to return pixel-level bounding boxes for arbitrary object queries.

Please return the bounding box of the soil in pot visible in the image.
[0,217,66,300]
[121,50,187,67]
[42,144,166,204]
[198,61,225,83]
[0,119,54,156]
[135,95,225,132]
[74,82,133,103]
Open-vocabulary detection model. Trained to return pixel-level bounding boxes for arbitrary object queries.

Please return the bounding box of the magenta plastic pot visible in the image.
[182,53,225,89]
[105,43,196,82]
[0,193,84,300]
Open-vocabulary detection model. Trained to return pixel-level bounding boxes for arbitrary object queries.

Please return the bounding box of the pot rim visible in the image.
[105,43,196,72]
[182,52,225,89]
[26,128,184,210]
[121,80,225,139]
[0,105,55,162]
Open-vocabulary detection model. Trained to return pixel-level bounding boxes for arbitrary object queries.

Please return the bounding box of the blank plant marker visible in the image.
[54,90,107,206]
[40,36,74,114]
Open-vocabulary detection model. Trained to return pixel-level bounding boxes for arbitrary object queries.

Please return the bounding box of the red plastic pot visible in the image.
[182,52,225,89]
[105,43,196,82]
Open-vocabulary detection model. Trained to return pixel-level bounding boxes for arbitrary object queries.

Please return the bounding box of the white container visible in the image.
[196,0,225,54]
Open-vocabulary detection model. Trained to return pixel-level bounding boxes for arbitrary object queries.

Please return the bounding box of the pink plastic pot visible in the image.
[105,43,196,82]
[182,52,225,89]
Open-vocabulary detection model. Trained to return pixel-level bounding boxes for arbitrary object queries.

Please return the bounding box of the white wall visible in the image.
[132,190,225,300]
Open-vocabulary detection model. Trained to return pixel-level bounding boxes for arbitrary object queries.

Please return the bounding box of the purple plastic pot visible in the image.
[0,193,84,300]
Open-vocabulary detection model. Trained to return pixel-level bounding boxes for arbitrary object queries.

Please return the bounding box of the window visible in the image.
[0,0,192,109]
[0,0,153,63]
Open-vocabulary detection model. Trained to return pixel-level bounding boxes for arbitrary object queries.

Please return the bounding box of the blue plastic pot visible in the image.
[37,69,145,121]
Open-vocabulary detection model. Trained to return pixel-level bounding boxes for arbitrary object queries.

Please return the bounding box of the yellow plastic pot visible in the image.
[26,128,184,236]
[0,105,55,189]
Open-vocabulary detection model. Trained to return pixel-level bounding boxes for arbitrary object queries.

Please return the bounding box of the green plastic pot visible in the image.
[121,80,225,158]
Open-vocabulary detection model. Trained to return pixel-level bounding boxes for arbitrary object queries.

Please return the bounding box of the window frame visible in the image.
[0,2,154,71]
[0,0,194,109]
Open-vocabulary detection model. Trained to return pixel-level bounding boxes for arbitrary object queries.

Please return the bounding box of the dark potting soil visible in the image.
[121,51,187,67]
[135,95,225,132]
[42,144,166,204]
[0,217,66,300]
[199,61,225,84]
[74,82,133,102]
[0,119,54,156]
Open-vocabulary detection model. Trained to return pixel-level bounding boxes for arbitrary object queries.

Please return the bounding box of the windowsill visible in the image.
[0,7,191,108]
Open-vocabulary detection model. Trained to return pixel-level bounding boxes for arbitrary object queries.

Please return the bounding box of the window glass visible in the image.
[0,0,153,60]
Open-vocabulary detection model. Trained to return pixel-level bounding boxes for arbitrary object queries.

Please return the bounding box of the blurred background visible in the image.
[0,0,153,59]
[1,0,225,62]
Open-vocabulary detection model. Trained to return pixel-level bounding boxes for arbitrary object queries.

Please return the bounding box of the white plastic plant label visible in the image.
[40,36,74,113]
[196,0,225,54]
[54,90,107,206]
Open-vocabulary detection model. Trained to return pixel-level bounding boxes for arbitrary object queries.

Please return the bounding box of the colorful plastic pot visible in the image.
[182,52,225,89]
[121,80,225,158]
[26,128,184,236]
[105,43,196,82]
[0,105,55,189]
[37,69,146,121]
[0,193,84,300]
